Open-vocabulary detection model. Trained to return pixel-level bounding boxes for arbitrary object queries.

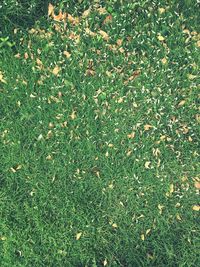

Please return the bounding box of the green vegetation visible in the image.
[0,1,199,266]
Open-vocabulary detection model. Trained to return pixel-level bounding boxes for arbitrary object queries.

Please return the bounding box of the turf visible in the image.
[0,1,200,266]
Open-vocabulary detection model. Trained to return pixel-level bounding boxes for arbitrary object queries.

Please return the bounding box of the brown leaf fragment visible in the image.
[103,15,112,24]
[99,30,109,41]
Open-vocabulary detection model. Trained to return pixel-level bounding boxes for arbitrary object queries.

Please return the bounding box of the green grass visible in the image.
[0,1,200,266]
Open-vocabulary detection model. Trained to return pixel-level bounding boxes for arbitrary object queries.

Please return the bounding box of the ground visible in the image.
[0,1,199,266]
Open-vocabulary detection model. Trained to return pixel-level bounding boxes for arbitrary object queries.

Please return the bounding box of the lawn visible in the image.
[0,1,200,266]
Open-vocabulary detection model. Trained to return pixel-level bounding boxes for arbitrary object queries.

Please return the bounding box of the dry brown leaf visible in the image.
[99,30,109,41]
[53,10,64,22]
[48,3,54,17]
[144,124,153,131]
[194,181,200,189]
[82,8,91,18]
[52,66,61,76]
[36,58,42,66]
[127,132,135,139]
[68,14,79,25]
[85,28,96,37]
[178,100,186,107]
[24,52,29,59]
[97,7,107,15]
[63,51,71,58]
[103,15,112,24]
[116,39,123,46]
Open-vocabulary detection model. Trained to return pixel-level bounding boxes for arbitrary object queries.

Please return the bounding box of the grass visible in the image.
[0,1,200,266]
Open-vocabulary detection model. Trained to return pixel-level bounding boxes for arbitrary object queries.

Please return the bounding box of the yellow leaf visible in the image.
[178,100,186,107]
[48,3,54,17]
[127,132,135,139]
[76,232,82,240]
[63,51,71,58]
[68,14,79,25]
[197,40,200,47]
[194,181,200,189]
[176,214,182,221]
[112,223,118,228]
[85,28,96,37]
[144,124,153,131]
[161,58,167,64]
[53,10,64,22]
[157,34,165,41]
[82,8,91,18]
[36,58,43,66]
[158,7,166,14]
[188,74,197,80]
[146,229,151,235]
[0,71,6,84]
[97,7,107,15]
[141,234,145,241]
[99,30,109,41]
[192,205,200,211]
[52,66,61,76]
[116,39,123,46]
[145,161,151,169]
[169,184,174,194]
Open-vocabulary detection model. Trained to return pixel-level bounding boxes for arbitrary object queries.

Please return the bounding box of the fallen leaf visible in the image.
[103,259,108,266]
[157,34,165,41]
[158,7,165,14]
[97,7,107,15]
[82,8,91,18]
[76,232,82,240]
[68,14,79,25]
[145,161,151,169]
[161,58,167,64]
[187,74,197,80]
[0,71,6,84]
[194,181,200,189]
[36,58,43,66]
[52,66,61,76]
[24,52,29,59]
[70,111,76,120]
[127,132,135,139]
[85,28,96,37]
[116,39,123,46]
[169,184,174,194]
[103,15,112,24]
[144,124,153,131]
[37,134,43,141]
[178,100,186,107]
[53,10,64,22]
[112,223,118,228]
[99,30,109,41]
[176,214,182,221]
[63,51,71,58]
[48,3,54,17]
[141,234,145,241]
[146,229,151,235]
[192,205,200,211]
[197,40,200,47]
